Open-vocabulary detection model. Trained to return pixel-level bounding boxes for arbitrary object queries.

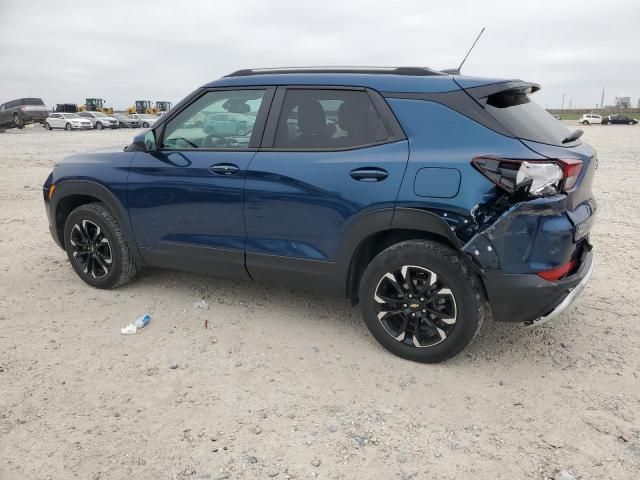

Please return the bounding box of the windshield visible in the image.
[24,98,45,106]
[63,114,80,119]
[140,114,155,119]
[93,112,107,117]
[484,89,578,147]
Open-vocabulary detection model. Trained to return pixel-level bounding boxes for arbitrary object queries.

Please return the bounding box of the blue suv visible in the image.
[43,67,596,362]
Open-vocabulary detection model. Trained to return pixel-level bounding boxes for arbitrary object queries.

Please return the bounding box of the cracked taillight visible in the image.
[472,156,583,197]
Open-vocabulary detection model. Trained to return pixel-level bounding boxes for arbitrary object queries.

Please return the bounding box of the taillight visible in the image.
[472,156,583,197]
[537,259,576,281]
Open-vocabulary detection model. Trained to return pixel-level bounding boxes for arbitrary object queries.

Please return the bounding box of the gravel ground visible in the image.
[0,123,639,480]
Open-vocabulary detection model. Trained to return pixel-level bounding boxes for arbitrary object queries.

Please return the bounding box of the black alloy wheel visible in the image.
[374,265,457,348]
[359,240,484,363]
[69,219,113,279]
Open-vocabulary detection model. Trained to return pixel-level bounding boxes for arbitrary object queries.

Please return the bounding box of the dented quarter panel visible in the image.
[389,98,594,276]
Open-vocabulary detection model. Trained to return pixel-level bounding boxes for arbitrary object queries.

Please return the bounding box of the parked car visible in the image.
[43,67,596,363]
[0,97,49,129]
[578,113,602,125]
[202,111,256,137]
[44,113,93,131]
[601,114,638,125]
[112,113,140,128]
[129,113,158,128]
[78,111,119,129]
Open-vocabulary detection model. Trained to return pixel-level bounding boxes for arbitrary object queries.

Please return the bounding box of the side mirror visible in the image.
[144,129,157,152]
[127,129,158,153]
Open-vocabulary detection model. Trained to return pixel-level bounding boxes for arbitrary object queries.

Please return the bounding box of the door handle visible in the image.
[349,167,388,182]
[209,163,240,176]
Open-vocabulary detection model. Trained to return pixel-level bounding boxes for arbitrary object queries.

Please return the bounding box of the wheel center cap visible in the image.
[409,303,420,310]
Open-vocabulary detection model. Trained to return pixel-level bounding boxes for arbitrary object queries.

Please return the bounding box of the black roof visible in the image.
[225,67,445,77]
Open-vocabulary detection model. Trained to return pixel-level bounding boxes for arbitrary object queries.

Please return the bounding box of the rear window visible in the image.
[22,98,45,106]
[484,89,577,147]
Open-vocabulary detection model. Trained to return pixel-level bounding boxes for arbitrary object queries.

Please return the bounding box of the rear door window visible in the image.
[273,89,390,149]
[484,89,577,146]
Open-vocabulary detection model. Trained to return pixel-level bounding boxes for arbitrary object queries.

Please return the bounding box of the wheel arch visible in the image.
[340,207,465,303]
[51,180,144,265]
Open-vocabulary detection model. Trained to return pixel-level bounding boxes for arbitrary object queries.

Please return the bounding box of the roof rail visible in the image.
[225,66,445,77]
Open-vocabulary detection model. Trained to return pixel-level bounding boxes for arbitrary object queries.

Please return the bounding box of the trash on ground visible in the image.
[121,313,151,335]
[194,299,209,310]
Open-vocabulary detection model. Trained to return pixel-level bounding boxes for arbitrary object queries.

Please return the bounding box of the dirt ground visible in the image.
[0,123,638,480]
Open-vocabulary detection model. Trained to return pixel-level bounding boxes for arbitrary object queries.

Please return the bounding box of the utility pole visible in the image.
[561,94,565,110]
[600,88,605,110]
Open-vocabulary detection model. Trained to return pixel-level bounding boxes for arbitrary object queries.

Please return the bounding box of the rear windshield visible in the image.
[484,89,577,147]
[23,98,45,106]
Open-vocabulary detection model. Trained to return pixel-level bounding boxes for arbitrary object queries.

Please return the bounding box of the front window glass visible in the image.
[63,114,80,119]
[93,112,107,117]
[162,90,265,149]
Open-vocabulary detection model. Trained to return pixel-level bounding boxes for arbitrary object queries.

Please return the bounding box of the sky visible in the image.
[1,0,638,110]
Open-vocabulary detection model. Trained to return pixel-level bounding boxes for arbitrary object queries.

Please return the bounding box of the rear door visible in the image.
[243,87,409,290]
[50,114,62,128]
[127,88,273,280]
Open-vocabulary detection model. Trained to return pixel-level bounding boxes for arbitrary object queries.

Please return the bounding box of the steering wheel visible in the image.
[202,134,238,148]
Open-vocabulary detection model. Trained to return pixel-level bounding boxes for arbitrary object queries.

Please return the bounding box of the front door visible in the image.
[127,87,273,280]
[244,87,409,290]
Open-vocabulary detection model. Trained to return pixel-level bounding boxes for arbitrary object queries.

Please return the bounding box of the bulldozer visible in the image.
[78,98,113,114]
[127,100,157,115]
[155,101,172,112]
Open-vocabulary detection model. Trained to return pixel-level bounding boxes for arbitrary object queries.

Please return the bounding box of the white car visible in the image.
[129,113,158,128]
[578,113,602,125]
[44,113,93,131]
[78,111,119,129]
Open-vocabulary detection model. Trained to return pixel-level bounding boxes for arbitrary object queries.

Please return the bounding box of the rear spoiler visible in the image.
[455,80,541,102]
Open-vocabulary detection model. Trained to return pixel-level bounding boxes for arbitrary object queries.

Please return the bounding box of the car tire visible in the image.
[13,113,23,129]
[629,121,634,125]
[65,123,72,131]
[96,122,103,130]
[44,122,52,130]
[359,240,485,363]
[63,203,137,289]
[142,122,149,128]
[581,120,589,126]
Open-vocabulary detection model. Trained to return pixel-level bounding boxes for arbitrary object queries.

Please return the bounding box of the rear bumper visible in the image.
[482,248,594,323]
[526,256,594,327]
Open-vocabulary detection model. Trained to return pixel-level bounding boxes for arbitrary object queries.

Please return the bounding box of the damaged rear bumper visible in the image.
[459,193,596,324]
[526,255,594,327]
[481,248,594,323]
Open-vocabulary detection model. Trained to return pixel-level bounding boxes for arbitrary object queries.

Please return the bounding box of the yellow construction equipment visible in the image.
[127,100,157,115]
[78,98,113,114]
[155,101,172,112]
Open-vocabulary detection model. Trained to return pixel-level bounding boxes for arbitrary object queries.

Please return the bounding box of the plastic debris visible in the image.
[194,299,209,310]
[121,314,151,335]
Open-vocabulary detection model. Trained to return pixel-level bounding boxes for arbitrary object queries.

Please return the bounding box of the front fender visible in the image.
[50,180,144,266]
